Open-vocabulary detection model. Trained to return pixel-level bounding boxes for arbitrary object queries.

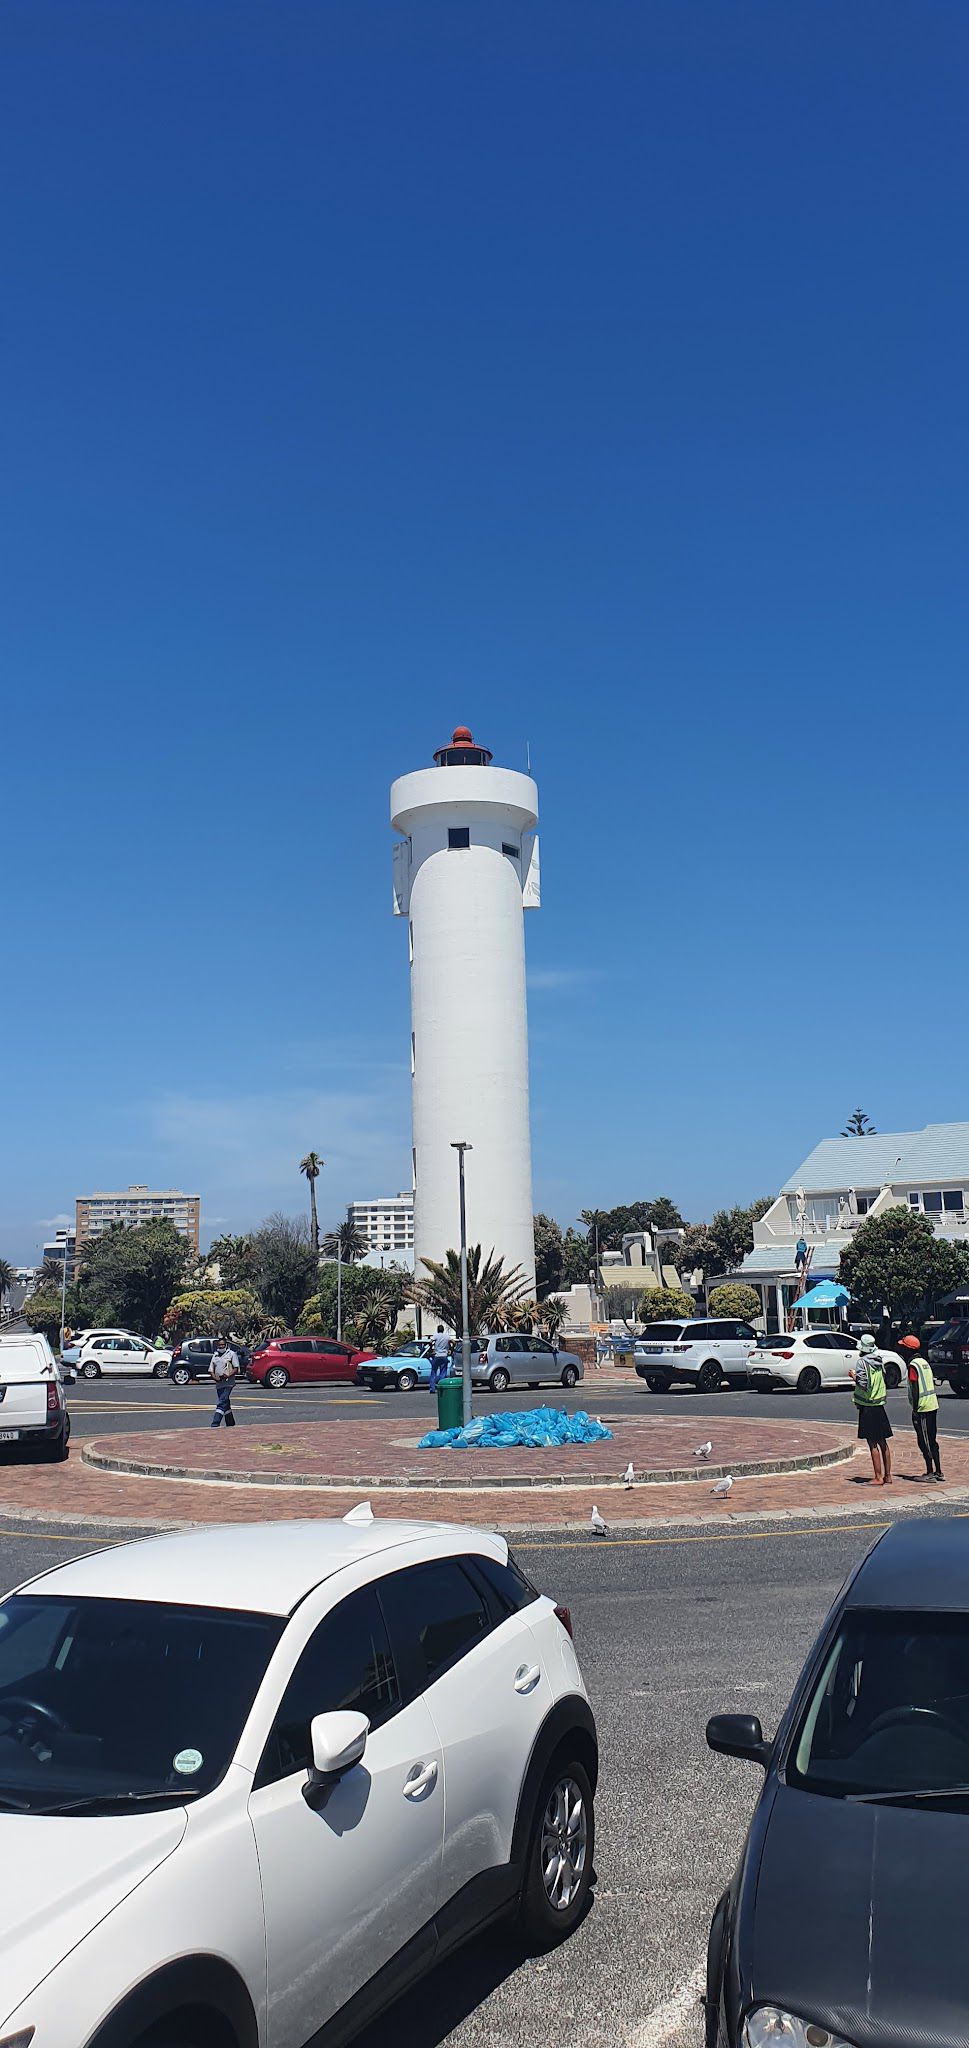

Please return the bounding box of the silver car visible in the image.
[470,1333,584,1393]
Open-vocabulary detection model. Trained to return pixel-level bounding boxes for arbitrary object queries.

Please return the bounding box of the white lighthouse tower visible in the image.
[391,726,540,1295]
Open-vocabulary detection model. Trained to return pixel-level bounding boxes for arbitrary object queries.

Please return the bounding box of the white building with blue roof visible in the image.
[737,1122,969,1330]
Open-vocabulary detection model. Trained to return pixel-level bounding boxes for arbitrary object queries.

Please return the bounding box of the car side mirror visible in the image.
[303,1710,369,1808]
[706,1712,772,1768]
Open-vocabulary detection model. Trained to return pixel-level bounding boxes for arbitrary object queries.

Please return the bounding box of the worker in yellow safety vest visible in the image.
[851,1333,893,1485]
[899,1333,943,1481]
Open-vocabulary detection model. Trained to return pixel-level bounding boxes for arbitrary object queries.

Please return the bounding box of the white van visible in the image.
[0,1332,70,1460]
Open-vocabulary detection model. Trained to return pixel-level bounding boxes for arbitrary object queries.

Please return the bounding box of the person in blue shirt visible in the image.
[429,1326,452,1393]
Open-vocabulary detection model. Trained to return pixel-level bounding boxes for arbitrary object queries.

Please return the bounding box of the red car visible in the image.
[248,1336,376,1389]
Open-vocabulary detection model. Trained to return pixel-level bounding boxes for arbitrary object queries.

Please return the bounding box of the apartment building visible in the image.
[76,1186,201,1256]
[347,1192,415,1267]
[42,1228,76,1282]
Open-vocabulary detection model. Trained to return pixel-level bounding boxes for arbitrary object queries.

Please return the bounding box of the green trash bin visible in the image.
[437,1375,464,1432]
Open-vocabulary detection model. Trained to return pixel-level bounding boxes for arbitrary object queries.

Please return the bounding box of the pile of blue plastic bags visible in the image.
[419,1406,613,1450]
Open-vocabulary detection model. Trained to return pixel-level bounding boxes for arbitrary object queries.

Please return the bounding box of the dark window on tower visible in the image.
[448,828,470,850]
[502,842,519,860]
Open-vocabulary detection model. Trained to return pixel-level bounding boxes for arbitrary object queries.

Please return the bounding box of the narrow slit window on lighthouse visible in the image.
[410,1031,416,1075]
[448,827,470,849]
[502,842,519,860]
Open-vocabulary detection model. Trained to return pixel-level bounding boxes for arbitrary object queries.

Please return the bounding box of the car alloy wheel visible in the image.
[153,1358,170,1378]
[796,1365,821,1395]
[490,1366,511,1392]
[266,1366,290,1389]
[561,1364,578,1388]
[540,1773,589,1911]
[396,1368,418,1392]
[80,1360,101,1379]
[697,1360,721,1394]
[645,1371,670,1394]
[172,1365,192,1386]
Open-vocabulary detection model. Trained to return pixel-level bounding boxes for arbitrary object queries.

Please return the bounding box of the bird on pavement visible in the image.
[711,1475,733,1497]
[694,1442,713,1459]
[622,1461,635,1489]
[590,1504,608,1534]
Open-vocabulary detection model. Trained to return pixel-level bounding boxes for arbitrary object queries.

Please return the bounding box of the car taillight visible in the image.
[47,1381,62,1412]
[554,1604,574,1639]
[772,1350,794,1359]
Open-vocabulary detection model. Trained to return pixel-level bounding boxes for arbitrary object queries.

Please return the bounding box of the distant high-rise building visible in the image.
[42,1228,76,1283]
[347,1193,415,1266]
[75,1186,200,1256]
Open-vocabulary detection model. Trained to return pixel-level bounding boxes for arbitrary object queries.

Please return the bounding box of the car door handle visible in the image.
[403,1760,438,1799]
[514,1663,541,1695]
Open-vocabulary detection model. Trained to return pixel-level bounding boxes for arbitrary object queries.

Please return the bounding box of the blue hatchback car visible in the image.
[355,1341,434,1391]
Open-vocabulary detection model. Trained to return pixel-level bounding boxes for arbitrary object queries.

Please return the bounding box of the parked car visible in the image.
[634,1317,759,1393]
[249,1336,376,1389]
[76,1332,173,1380]
[471,1335,583,1393]
[0,1330,70,1461]
[0,1514,597,2047]
[748,1328,905,1394]
[927,1317,969,1395]
[356,1341,434,1392]
[62,1327,167,1369]
[705,1518,969,2048]
[169,1337,252,1387]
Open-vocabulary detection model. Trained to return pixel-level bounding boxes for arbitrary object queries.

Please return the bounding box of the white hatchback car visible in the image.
[0,1515,597,2048]
[76,1332,172,1379]
[747,1329,906,1394]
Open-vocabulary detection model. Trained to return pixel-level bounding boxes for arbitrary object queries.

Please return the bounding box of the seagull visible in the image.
[711,1475,733,1498]
[590,1504,608,1534]
[694,1441,713,1460]
[342,1500,375,1524]
[622,1461,635,1489]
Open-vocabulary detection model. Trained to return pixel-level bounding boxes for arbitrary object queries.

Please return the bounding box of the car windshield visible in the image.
[0,1594,283,1812]
[787,1608,969,1802]
[756,1333,793,1348]
[637,1325,685,1343]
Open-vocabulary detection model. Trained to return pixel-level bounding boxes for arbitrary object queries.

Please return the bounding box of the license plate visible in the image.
[0,1431,20,1441]
[639,1345,664,1354]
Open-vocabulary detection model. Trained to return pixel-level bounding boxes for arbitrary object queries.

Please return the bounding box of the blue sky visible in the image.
[4,1,969,1263]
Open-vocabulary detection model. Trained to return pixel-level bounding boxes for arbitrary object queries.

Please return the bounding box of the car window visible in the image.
[317,1343,346,1358]
[468,1552,539,1619]
[256,1586,400,1787]
[804,1334,833,1349]
[283,1340,313,1354]
[788,1608,969,1800]
[378,1560,492,1700]
[738,1325,757,1340]
[828,1333,857,1350]
[533,1340,554,1356]
[638,1323,686,1342]
[686,1323,711,1342]
[707,1323,733,1340]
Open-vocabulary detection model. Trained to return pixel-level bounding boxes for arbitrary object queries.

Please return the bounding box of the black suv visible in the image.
[169,1337,252,1386]
[927,1319,969,1395]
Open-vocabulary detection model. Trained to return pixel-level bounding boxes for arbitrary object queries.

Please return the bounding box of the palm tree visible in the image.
[321,1222,367,1266]
[413,1245,529,1335]
[538,1294,568,1341]
[0,1258,13,1322]
[842,1110,876,1136]
[353,1279,399,1348]
[300,1152,323,1254]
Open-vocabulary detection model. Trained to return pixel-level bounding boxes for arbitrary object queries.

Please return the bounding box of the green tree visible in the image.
[77,1220,189,1336]
[25,1284,85,1345]
[0,1258,14,1320]
[162,1287,264,1342]
[533,1213,565,1298]
[839,1206,969,1327]
[674,1224,721,1276]
[560,1228,591,1287]
[206,1234,256,1287]
[413,1245,529,1335]
[250,1214,318,1328]
[321,1221,368,1266]
[707,1199,774,1273]
[842,1109,877,1136]
[537,1294,569,1340]
[644,1196,685,1233]
[639,1287,695,1323]
[310,1262,407,1342]
[300,1152,323,1253]
[708,1283,762,1321]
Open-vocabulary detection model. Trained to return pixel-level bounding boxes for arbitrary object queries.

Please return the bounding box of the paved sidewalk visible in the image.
[83,1414,854,1490]
[0,1415,964,1532]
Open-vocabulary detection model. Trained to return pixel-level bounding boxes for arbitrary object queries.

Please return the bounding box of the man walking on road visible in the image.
[899,1333,943,1480]
[429,1325,452,1394]
[210,1332,239,1428]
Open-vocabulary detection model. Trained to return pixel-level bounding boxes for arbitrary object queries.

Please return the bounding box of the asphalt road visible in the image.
[1,1504,961,2047]
[58,1371,969,1439]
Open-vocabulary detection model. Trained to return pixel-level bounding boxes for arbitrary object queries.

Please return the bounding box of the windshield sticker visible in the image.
[173,1747,203,1776]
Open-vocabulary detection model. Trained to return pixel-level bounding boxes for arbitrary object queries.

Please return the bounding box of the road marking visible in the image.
[0,1526,117,1544]
[627,1964,704,2048]
[515,1519,896,1551]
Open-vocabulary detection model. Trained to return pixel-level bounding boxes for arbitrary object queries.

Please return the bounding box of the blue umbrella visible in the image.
[792,1279,850,1309]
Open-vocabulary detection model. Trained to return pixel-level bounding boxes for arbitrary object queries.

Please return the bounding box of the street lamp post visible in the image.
[59,1244,69,1354]
[451,1142,473,1426]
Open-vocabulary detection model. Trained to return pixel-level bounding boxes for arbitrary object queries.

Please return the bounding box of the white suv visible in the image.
[634,1315,759,1393]
[0,1515,597,2048]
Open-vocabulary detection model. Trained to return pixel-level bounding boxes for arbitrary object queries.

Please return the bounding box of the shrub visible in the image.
[638,1287,695,1323]
[708,1284,761,1322]
[163,1288,264,1342]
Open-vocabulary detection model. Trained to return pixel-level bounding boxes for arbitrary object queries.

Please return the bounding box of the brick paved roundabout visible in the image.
[0,1410,965,1532]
